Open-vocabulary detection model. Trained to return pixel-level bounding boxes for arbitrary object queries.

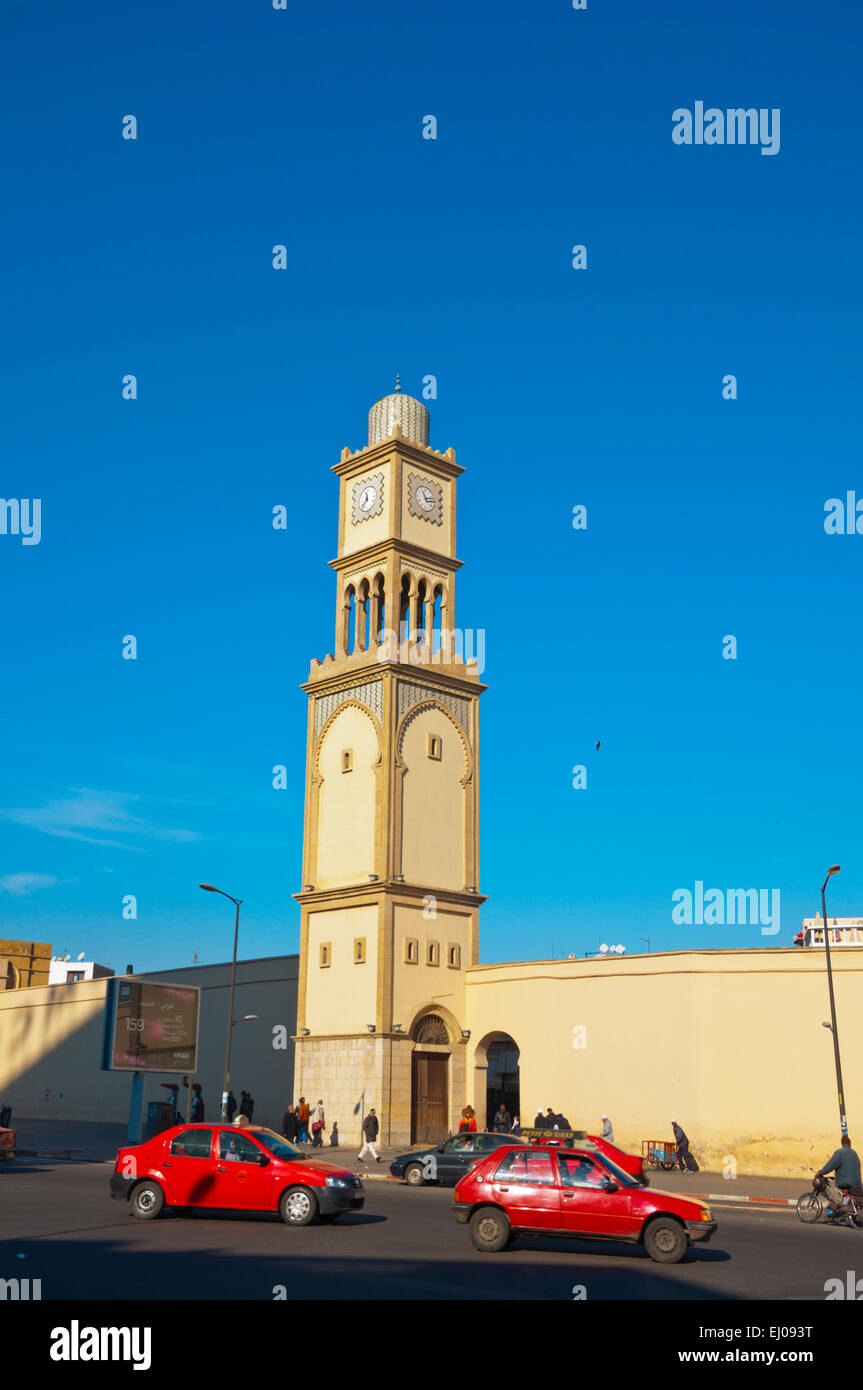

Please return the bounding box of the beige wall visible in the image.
[0,955,299,1133]
[315,704,379,887]
[393,903,470,1034]
[305,904,379,1035]
[465,948,863,1177]
[399,707,467,891]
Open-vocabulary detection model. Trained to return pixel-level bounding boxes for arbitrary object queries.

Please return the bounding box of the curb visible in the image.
[692,1191,797,1207]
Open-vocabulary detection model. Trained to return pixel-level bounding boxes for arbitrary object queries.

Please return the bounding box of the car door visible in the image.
[556,1153,635,1238]
[435,1135,477,1184]
[209,1129,278,1211]
[490,1147,561,1231]
[162,1127,218,1207]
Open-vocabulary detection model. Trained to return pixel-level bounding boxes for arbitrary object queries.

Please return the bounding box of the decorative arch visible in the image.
[305,698,383,887]
[393,698,474,886]
[407,1000,463,1047]
[473,1030,520,1133]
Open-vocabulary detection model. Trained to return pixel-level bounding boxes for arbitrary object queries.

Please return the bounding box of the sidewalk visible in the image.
[7,1121,812,1204]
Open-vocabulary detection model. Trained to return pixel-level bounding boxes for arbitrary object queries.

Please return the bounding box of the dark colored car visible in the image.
[453,1144,716,1263]
[390,1131,529,1186]
[110,1123,364,1225]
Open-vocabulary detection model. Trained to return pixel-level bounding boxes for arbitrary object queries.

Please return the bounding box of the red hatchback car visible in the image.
[454,1144,716,1263]
[111,1124,364,1226]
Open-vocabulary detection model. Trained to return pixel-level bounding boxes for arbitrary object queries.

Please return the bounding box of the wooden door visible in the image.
[411,1052,448,1144]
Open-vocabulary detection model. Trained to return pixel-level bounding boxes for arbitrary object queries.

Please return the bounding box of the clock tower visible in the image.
[293,382,485,1147]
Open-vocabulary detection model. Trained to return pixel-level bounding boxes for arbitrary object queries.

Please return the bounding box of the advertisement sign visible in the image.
[101,977,200,1073]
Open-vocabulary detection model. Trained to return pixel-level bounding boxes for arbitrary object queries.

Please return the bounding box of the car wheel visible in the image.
[130,1181,165,1221]
[280,1185,318,1226]
[405,1163,425,1187]
[469,1206,511,1252]
[796,1192,823,1223]
[643,1217,688,1263]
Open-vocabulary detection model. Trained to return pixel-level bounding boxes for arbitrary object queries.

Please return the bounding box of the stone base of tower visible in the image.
[292,1034,415,1150]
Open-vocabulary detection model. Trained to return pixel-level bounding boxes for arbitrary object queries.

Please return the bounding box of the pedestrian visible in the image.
[533,1107,545,1130]
[240,1090,254,1121]
[311,1099,325,1147]
[358,1107,381,1163]
[600,1113,614,1144]
[672,1119,698,1172]
[545,1107,558,1131]
[555,1110,571,1130]
[225,1090,237,1122]
[282,1105,298,1143]
[190,1085,204,1123]
[458,1105,477,1133]
[511,1115,521,1133]
[297,1096,310,1143]
[493,1103,512,1133]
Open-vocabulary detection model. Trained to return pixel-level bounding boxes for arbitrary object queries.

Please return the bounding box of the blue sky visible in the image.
[1,0,861,971]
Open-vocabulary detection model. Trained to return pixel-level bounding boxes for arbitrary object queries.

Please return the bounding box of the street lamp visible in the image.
[820,865,846,1136]
[200,882,243,1121]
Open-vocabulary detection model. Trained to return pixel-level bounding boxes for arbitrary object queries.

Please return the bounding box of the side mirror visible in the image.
[600,1176,618,1192]
[258,1153,270,1166]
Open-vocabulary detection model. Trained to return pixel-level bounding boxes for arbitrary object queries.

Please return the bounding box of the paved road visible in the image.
[0,1158,856,1300]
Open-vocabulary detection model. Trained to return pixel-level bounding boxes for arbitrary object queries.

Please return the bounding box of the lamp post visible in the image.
[200,883,243,1121]
[820,865,847,1136]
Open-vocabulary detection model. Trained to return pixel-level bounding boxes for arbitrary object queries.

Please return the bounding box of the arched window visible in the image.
[412,1014,449,1045]
[399,574,411,644]
[432,585,443,655]
[345,586,356,655]
[417,578,428,646]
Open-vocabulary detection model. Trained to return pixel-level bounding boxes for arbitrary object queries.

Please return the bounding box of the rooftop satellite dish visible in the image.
[76,952,86,961]
[599,943,609,955]
[64,954,71,962]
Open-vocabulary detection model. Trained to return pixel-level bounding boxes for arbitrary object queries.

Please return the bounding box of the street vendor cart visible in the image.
[642,1138,677,1171]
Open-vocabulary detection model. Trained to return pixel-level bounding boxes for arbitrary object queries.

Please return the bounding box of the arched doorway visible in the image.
[410,1013,450,1145]
[484,1034,520,1131]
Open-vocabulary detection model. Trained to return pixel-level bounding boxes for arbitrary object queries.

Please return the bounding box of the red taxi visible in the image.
[454,1143,715,1263]
[110,1124,364,1225]
[525,1128,644,1179]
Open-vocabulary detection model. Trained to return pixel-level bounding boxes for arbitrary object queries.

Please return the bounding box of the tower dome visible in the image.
[368,376,429,447]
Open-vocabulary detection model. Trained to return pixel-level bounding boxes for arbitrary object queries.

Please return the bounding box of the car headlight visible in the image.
[325,1176,352,1188]
[700,1207,713,1221]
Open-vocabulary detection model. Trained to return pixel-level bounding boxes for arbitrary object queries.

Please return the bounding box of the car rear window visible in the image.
[169,1128,213,1159]
[495,1149,556,1184]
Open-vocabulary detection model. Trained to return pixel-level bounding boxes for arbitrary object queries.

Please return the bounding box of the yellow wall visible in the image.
[0,940,52,989]
[315,704,378,887]
[399,707,466,891]
[305,904,379,1035]
[393,903,470,1033]
[466,949,863,1176]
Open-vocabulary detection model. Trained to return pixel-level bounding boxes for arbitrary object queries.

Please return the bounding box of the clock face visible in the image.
[359,484,378,513]
[415,484,435,512]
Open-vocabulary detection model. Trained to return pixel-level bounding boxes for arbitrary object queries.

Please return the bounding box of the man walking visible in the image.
[282,1105,298,1143]
[493,1103,511,1133]
[358,1108,381,1163]
[239,1090,254,1121]
[190,1085,204,1122]
[297,1096,310,1143]
[225,1090,237,1123]
[672,1119,698,1172]
[600,1113,614,1144]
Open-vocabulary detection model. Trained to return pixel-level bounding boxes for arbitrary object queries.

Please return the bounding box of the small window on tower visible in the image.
[447,943,461,969]
[319,942,331,968]
[354,937,366,964]
[427,734,442,761]
[404,938,419,965]
[427,940,440,967]
[341,749,353,773]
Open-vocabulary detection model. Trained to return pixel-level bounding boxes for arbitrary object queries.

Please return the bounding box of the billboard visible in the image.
[101,977,200,1073]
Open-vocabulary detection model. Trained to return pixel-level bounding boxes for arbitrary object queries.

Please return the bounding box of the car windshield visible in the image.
[592,1153,642,1188]
[252,1129,302,1159]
